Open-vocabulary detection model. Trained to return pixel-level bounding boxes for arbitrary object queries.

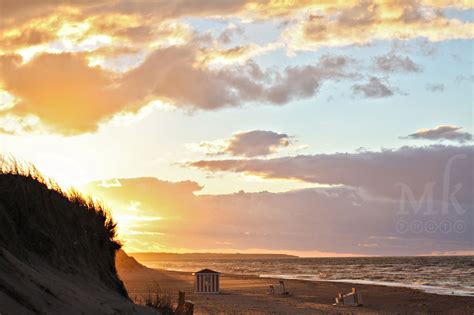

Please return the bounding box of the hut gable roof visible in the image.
[195,268,220,274]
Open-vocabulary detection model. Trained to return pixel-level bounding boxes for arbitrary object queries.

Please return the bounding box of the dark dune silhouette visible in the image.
[0,159,154,314]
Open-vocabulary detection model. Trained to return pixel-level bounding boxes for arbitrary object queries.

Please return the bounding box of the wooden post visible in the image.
[175,291,194,315]
[184,301,194,315]
[279,280,285,293]
[178,291,185,308]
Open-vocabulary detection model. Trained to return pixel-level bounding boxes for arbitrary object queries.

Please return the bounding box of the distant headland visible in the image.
[129,252,299,261]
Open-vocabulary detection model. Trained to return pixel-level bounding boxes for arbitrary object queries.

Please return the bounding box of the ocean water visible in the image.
[141,256,474,296]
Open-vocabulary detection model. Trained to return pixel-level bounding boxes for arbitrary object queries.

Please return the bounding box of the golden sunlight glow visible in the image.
[57,21,90,38]
[197,42,283,67]
[105,99,174,127]
[16,45,49,63]
[147,22,192,48]
[0,90,16,111]
[33,157,91,189]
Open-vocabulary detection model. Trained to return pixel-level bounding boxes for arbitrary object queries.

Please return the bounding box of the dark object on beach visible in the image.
[175,291,194,315]
[267,280,290,295]
[334,288,363,306]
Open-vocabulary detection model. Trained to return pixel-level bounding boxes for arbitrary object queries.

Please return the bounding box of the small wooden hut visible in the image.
[194,269,220,294]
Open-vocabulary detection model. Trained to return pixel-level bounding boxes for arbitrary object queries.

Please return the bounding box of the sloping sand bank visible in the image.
[0,248,154,314]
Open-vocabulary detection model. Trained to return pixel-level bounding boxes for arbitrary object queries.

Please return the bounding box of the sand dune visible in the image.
[0,169,154,314]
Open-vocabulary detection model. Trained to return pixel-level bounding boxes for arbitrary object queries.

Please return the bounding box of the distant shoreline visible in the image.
[129,252,474,260]
[129,252,299,260]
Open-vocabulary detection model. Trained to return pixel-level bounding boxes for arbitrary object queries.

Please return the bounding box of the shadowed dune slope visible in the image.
[0,164,155,314]
[116,250,148,272]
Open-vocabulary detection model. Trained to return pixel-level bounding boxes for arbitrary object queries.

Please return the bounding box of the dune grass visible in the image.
[0,155,127,297]
[131,282,175,315]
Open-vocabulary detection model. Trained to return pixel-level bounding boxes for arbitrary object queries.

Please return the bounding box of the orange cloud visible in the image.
[0,48,352,134]
[0,53,119,134]
[284,0,474,51]
[1,7,85,54]
[0,6,191,65]
[3,0,471,56]
[197,43,283,66]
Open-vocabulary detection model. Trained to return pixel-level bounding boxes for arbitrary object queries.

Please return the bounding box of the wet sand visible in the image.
[119,267,474,314]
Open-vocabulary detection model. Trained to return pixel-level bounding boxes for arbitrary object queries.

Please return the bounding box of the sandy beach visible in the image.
[119,266,474,314]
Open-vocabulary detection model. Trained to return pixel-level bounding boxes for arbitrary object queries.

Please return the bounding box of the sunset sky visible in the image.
[0,0,473,256]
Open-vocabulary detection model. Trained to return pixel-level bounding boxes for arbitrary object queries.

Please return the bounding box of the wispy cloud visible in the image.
[402,125,473,143]
[190,130,293,157]
[373,53,421,73]
[352,77,395,98]
[425,83,445,92]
